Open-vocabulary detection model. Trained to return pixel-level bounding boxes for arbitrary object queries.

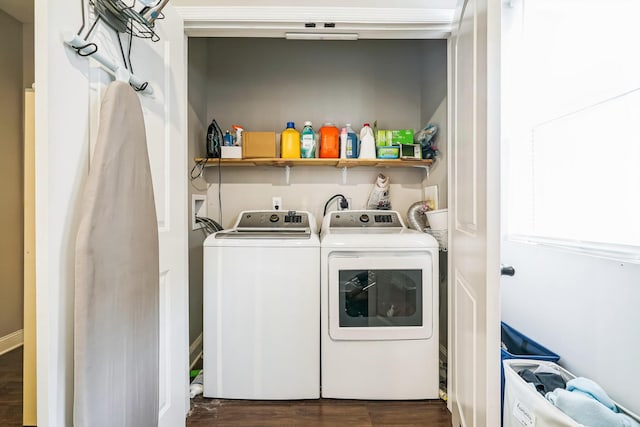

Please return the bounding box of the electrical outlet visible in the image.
[272,196,282,210]
[339,197,352,211]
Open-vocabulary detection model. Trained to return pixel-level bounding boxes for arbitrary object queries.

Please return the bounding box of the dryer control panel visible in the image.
[328,210,404,228]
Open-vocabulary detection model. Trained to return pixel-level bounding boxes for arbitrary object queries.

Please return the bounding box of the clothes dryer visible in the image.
[320,210,439,399]
[203,210,319,399]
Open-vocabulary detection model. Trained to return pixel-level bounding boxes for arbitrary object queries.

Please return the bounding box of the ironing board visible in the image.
[74,81,159,426]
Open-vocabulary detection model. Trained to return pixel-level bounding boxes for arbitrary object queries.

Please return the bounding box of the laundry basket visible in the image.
[503,359,640,427]
[501,322,560,423]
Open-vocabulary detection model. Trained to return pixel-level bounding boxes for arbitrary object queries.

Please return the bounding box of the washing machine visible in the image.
[203,210,319,399]
[320,210,439,399]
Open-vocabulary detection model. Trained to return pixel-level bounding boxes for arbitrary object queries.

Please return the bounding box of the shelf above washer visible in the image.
[195,158,433,168]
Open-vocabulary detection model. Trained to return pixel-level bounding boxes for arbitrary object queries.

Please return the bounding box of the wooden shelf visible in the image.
[195,158,433,168]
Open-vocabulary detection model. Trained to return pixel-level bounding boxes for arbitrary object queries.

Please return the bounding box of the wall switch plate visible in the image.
[272,196,282,210]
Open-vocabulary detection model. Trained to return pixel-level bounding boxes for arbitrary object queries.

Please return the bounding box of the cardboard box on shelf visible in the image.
[242,131,276,159]
[391,129,415,145]
[376,129,414,146]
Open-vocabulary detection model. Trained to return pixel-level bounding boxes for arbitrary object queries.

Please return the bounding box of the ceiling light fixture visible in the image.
[285,32,359,41]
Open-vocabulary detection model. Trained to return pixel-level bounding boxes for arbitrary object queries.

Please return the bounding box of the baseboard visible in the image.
[0,329,24,355]
[189,333,203,369]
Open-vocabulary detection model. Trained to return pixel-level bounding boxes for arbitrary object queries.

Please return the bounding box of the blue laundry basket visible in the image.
[501,322,560,425]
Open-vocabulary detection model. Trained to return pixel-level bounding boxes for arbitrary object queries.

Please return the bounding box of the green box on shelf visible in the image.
[391,129,414,145]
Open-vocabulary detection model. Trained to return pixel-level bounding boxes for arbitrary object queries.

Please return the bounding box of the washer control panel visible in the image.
[329,211,403,228]
[236,211,310,229]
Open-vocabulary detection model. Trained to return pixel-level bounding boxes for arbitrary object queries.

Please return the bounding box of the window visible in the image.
[504,0,640,251]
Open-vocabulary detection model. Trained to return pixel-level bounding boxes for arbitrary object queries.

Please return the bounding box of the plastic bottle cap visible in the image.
[346,123,351,127]
[304,121,312,126]
[364,123,370,127]
[286,121,295,128]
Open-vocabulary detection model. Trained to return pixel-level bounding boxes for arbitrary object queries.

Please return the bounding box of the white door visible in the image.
[137,6,189,426]
[85,5,189,426]
[448,0,501,426]
[36,1,186,425]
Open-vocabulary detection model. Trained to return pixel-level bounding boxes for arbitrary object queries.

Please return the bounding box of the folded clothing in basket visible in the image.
[546,378,640,427]
[518,369,566,396]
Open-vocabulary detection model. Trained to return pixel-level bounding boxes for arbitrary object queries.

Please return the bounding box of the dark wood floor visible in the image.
[187,397,452,426]
[0,347,23,427]
[1,348,451,426]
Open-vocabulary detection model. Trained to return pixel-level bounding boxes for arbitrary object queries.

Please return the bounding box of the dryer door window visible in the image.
[339,269,422,327]
[328,253,435,341]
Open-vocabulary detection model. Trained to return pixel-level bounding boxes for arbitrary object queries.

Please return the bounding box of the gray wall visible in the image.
[205,38,441,137]
[23,22,34,88]
[0,9,24,338]
[201,37,448,228]
[187,38,209,362]
[420,41,447,209]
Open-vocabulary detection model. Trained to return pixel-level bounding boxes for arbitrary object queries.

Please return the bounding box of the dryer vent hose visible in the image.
[406,201,431,231]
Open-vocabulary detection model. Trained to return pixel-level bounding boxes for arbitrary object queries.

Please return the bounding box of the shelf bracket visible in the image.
[284,165,291,185]
[342,167,348,185]
[418,165,430,179]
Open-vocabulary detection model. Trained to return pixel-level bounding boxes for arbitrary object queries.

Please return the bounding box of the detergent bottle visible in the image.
[359,123,376,159]
[340,127,348,159]
[345,123,358,158]
[280,122,300,158]
[319,123,339,158]
[232,124,244,146]
[223,130,233,146]
[300,121,316,158]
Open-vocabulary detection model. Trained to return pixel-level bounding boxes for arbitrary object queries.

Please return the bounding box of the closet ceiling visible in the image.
[0,0,33,23]
[172,0,459,38]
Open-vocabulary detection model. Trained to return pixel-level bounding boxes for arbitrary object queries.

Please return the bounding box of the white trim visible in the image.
[176,5,455,38]
[185,27,451,40]
[0,329,24,355]
[175,6,455,24]
[507,234,640,264]
[189,333,203,369]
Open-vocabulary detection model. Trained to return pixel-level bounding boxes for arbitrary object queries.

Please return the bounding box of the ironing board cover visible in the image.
[74,81,159,426]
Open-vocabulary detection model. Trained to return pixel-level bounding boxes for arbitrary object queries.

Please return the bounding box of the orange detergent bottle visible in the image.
[280,122,300,158]
[319,123,339,158]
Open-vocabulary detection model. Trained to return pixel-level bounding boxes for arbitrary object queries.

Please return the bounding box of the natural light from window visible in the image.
[504,0,640,250]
